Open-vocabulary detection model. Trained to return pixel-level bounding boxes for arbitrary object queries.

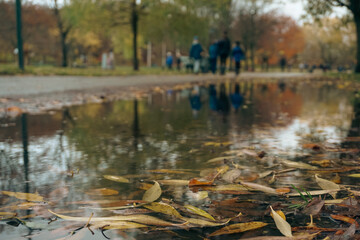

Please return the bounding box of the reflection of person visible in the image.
[189,36,203,74]
[232,41,245,75]
[217,83,230,114]
[209,40,218,74]
[189,85,202,117]
[217,31,231,75]
[280,55,286,72]
[209,84,217,111]
[230,84,244,112]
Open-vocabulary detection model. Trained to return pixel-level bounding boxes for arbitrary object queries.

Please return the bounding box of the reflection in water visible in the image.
[0,79,358,239]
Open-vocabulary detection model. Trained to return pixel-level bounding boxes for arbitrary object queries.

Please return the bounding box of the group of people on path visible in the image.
[189,31,245,75]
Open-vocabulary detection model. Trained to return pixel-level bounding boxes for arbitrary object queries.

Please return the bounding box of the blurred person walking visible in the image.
[232,41,245,75]
[209,40,218,74]
[189,36,203,74]
[166,52,173,70]
[217,31,231,75]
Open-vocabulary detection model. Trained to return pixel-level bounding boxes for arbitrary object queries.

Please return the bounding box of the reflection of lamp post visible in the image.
[15,0,24,70]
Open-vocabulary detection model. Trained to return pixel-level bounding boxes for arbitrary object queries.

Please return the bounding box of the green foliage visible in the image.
[289,184,313,209]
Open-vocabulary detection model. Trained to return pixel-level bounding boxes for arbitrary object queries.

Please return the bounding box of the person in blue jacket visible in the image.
[166,52,173,70]
[232,41,245,75]
[189,36,203,74]
[208,40,218,74]
[230,83,244,112]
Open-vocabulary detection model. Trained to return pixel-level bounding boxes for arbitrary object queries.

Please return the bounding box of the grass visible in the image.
[0,64,186,76]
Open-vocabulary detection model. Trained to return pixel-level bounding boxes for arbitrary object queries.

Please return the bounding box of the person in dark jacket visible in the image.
[232,41,245,75]
[217,31,231,75]
[189,36,203,74]
[208,40,218,74]
[230,84,244,112]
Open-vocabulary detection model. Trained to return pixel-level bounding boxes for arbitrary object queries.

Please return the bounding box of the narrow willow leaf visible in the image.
[157,179,189,186]
[280,159,317,170]
[142,181,161,202]
[348,173,360,178]
[240,181,278,195]
[315,174,340,199]
[287,189,339,197]
[144,202,182,218]
[207,156,237,163]
[48,210,176,226]
[209,221,268,237]
[184,205,215,221]
[181,217,230,227]
[104,175,130,183]
[270,206,292,237]
[85,188,119,196]
[1,191,44,202]
[92,221,147,229]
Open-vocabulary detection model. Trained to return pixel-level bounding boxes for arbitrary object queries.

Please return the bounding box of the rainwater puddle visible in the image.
[1,79,360,239]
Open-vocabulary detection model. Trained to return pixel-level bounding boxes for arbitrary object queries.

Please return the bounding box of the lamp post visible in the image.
[15,0,24,70]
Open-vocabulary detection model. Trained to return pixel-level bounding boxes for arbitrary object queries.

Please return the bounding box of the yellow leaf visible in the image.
[144,202,182,218]
[208,221,268,237]
[184,205,215,221]
[271,210,286,221]
[1,191,44,202]
[280,159,317,170]
[142,181,161,202]
[181,217,230,227]
[348,173,360,178]
[104,175,130,183]
[48,210,176,226]
[315,174,340,199]
[92,221,147,229]
[203,141,232,147]
[240,181,278,195]
[270,206,292,237]
[207,156,237,163]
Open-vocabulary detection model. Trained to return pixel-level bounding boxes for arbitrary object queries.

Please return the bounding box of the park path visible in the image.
[0,72,309,97]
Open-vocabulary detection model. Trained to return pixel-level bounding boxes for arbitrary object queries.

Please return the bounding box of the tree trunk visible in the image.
[61,32,68,67]
[354,14,360,73]
[131,0,139,71]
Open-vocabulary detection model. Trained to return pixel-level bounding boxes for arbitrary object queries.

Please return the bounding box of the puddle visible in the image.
[1,79,360,239]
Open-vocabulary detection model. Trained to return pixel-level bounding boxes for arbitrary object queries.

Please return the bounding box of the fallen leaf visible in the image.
[348,173,360,178]
[303,144,321,150]
[147,169,189,174]
[242,149,258,157]
[222,169,242,183]
[280,159,317,170]
[144,202,182,218]
[207,156,237,163]
[181,217,230,227]
[240,181,278,195]
[331,215,359,227]
[258,170,273,179]
[310,160,331,167]
[48,210,177,226]
[1,191,44,202]
[189,178,214,187]
[92,221,148,229]
[287,189,339,197]
[85,188,119,196]
[270,206,292,237]
[184,205,215,221]
[203,141,232,147]
[302,198,324,216]
[104,175,130,183]
[276,188,291,194]
[142,181,162,202]
[208,221,268,237]
[157,180,189,186]
[315,174,340,199]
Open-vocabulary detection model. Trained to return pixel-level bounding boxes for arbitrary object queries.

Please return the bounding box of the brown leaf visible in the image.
[208,221,268,237]
[331,215,359,227]
[85,188,118,196]
[189,178,214,187]
[302,198,324,216]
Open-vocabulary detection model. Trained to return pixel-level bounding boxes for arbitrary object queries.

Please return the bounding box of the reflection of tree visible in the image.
[341,96,360,156]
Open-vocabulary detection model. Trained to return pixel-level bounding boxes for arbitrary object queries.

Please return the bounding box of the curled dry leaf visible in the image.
[104,175,130,183]
[270,206,292,237]
[142,181,162,202]
[315,174,340,199]
[208,221,268,237]
[184,205,215,221]
[1,191,44,202]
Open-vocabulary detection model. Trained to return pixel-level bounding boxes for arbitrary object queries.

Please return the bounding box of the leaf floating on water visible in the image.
[186,191,209,201]
[184,205,215,221]
[189,178,214,187]
[157,179,189,186]
[207,156,237,163]
[240,182,278,195]
[142,181,161,202]
[287,189,339,197]
[208,221,268,237]
[280,159,317,170]
[93,221,148,230]
[181,217,230,227]
[144,202,182,218]
[203,141,232,147]
[270,206,292,237]
[222,169,242,183]
[85,188,119,196]
[48,210,176,226]
[1,191,44,202]
[315,174,340,199]
[147,169,189,174]
[104,175,130,183]
[348,173,360,178]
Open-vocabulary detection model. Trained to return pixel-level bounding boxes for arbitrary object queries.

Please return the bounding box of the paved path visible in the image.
[0,72,310,97]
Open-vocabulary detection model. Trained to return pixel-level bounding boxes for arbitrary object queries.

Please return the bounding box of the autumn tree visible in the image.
[305,0,360,72]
